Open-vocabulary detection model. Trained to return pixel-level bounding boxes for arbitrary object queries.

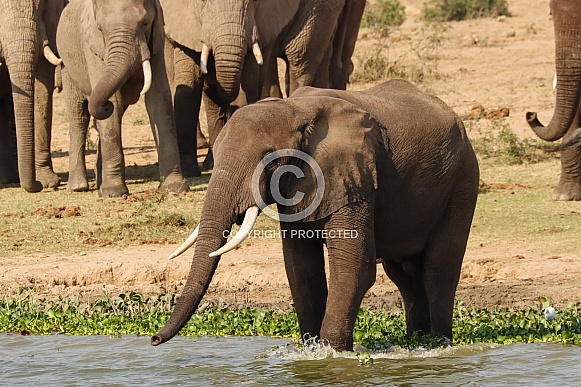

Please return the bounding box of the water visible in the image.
[1,334,581,386]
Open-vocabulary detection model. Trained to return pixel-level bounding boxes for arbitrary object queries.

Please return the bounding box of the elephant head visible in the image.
[0,0,64,192]
[526,0,581,141]
[161,0,300,103]
[82,0,165,120]
[151,87,382,345]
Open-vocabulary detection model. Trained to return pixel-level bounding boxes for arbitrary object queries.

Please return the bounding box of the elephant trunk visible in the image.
[211,15,247,103]
[527,21,581,142]
[5,17,43,192]
[88,32,144,120]
[151,177,238,345]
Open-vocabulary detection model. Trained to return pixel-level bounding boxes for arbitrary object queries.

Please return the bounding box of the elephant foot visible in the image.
[553,179,581,201]
[158,175,189,193]
[37,168,61,189]
[201,150,214,171]
[99,184,129,198]
[180,154,202,178]
[67,173,89,192]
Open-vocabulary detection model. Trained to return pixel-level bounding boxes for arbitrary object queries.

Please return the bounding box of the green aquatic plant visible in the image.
[1,292,581,348]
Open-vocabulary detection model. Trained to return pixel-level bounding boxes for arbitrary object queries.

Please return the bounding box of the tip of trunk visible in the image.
[150,334,166,346]
[89,98,114,120]
[526,111,565,142]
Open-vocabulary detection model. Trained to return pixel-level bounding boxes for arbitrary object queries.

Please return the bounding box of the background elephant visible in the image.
[56,0,188,197]
[161,0,361,175]
[151,79,480,351]
[526,0,581,201]
[0,0,67,192]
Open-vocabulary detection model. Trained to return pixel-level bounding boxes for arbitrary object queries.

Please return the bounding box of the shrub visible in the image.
[362,0,406,37]
[421,0,510,22]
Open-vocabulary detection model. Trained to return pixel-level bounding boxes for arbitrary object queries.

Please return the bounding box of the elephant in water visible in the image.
[151,79,480,351]
[56,0,188,197]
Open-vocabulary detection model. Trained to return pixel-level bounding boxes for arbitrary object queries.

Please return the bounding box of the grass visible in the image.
[421,0,511,22]
[2,291,581,348]
[361,0,407,38]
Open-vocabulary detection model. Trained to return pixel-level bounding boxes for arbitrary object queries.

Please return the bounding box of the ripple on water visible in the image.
[1,333,581,386]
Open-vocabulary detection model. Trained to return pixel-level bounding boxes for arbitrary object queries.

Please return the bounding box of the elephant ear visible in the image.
[150,0,166,55]
[81,1,105,60]
[159,0,202,51]
[255,0,300,46]
[279,96,382,222]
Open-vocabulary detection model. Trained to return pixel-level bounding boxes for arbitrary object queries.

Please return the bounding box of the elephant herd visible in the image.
[0,0,580,352]
[0,0,366,197]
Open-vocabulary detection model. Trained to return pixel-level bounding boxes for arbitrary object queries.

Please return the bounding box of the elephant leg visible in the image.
[381,257,431,335]
[172,45,203,178]
[421,189,476,339]
[280,222,327,343]
[201,88,229,171]
[554,108,581,201]
[145,50,189,194]
[0,96,18,184]
[34,59,60,189]
[320,199,377,351]
[63,70,90,193]
[94,94,128,198]
[196,123,209,149]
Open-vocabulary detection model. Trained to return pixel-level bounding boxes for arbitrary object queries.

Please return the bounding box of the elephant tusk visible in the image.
[167,225,199,260]
[252,42,263,66]
[209,206,259,257]
[200,44,209,75]
[553,72,557,91]
[43,45,62,66]
[140,60,152,96]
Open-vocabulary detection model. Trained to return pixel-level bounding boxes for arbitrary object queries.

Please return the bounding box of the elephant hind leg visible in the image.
[381,256,431,336]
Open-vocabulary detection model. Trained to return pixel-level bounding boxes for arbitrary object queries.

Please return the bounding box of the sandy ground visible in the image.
[2,0,580,311]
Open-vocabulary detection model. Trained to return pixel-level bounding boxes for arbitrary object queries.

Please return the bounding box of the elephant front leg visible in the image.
[280,223,327,343]
[34,59,60,189]
[320,199,377,351]
[62,70,90,192]
[171,45,203,177]
[145,51,188,193]
[555,145,581,200]
[94,95,128,198]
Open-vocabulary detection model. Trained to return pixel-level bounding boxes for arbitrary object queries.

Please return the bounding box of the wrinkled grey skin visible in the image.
[151,80,480,351]
[161,0,358,174]
[0,0,67,192]
[526,0,581,200]
[57,0,188,197]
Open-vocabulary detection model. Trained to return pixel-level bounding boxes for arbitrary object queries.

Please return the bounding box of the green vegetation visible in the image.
[362,0,406,37]
[2,292,581,348]
[469,120,555,165]
[422,0,510,22]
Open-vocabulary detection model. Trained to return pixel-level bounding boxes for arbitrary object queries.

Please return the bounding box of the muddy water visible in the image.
[1,334,580,385]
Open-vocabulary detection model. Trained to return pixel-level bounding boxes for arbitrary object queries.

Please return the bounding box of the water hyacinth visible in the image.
[1,291,581,349]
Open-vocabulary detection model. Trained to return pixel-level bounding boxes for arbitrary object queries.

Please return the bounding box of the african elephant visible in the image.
[0,65,18,185]
[161,0,356,175]
[526,0,581,200]
[0,0,67,192]
[151,79,480,351]
[56,0,188,197]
